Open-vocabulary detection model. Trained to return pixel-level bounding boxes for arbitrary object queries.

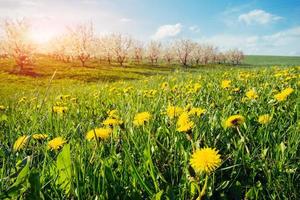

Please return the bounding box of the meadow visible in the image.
[0,56,299,199]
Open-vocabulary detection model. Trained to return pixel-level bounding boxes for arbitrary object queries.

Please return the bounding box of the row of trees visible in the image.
[0,19,244,70]
[0,19,35,70]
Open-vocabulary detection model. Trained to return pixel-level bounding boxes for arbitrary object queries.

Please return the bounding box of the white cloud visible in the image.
[238,9,282,25]
[120,17,132,23]
[189,25,200,33]
[198,26,300,56]
[152,23,182,40]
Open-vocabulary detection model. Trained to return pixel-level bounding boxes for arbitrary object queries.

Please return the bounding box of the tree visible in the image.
[49,34,73,63]
[192,43,202,65]
[147,41,161,65]
[110,33,132,67]
[226,49,244,65]
[163,43,175,65]
[174,39,195,66]
[68,22,95,67]
[98,35,113,65]
[216,52,227,64]
[200,45,217,65]
[0,40,9,59]
[2,19,35,71]
[131,40,144,64]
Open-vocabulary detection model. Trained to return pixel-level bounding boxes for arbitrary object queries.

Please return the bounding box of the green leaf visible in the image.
[0,114,7,122]
[12,156,30,187]
[56,144,72,195]
[1,156,31,199]
[152,190,164,200]
[28,169,42,200]
[124,147,154,196]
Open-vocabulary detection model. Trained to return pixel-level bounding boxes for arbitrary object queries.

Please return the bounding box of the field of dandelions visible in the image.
[0,66,299,200]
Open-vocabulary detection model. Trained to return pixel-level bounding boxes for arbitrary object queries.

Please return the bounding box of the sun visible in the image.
[29,30,56,44]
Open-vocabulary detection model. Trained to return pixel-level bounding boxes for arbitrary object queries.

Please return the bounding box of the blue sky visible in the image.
[0,0,300,55]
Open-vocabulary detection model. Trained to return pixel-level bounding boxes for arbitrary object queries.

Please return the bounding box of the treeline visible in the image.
[0,19,244,70]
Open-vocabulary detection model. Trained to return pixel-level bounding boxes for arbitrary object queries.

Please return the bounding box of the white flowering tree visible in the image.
[147,41,161,65]
[110,33,132,67]
[131,40,144,64]
[68,22,95,67]
[226,49,244,65]
[0,39,9,59]
[98,35,114,65]
[163,43,176,65]
[174,39,196,66]
[1,19,35,71]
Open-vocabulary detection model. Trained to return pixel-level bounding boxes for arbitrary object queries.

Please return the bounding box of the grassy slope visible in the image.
[244,55,300,66]
[0,55,299,199]
[0,64,299,199]
[0,55,299,98]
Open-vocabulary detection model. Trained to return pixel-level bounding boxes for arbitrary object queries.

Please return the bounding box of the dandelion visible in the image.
[225,115,245,128]
[107,109,119,119]
[193,83,202,92]
[274,87,294,102]
[190,147,221,174]
[246,89,258,100]
[86,128,112,140]
[161,82,168,90]
[48,137,66,150]
[52,106,68,114]
[102,118,123,126]
[232,87,240,93]
[133,112,151,126]
[13,135,30,151]
[0,105,5,111]
[221,80,231,89]
[258,114,272,125]
[177,112,194,132]
[167,106,183,119]
[18,97,27,104]
[71,98,77,103]
[188,107,206,117]
[32,134,48,140]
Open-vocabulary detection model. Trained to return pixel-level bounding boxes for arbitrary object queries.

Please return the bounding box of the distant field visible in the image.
[1,55,299,97]
[244,55,300,66]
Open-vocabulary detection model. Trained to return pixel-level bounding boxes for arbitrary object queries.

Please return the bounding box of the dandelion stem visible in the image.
[236,127,250,154]
[198,174,208,200]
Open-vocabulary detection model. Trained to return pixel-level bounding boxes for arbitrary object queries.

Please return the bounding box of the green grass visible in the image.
[0,56,299,199]
[244,55,300,66]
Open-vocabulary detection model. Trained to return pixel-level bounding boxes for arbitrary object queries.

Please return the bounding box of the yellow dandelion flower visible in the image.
[102,118,123,126]
[48,137,66,150]
[258,114,272,125]
[246,89,258,100]
[221,80,231,89]
[107,109,119,119]
[232,87,240,93]
[225,115,245,128]
[190,147,221,174]
[0,105,6,111]
[32,134,48,140]
[133,112,151,126]
[13,135,30,151]
[161,82,169,90]
[86,128,112,141]
[188,108,206,117]
[274,87,294,102]
[71,98,77,103]
[18,97,27,104]
[167,106,184,119]
[52,106,68,114]
[177,112,194,132]
[193,83,202,92]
